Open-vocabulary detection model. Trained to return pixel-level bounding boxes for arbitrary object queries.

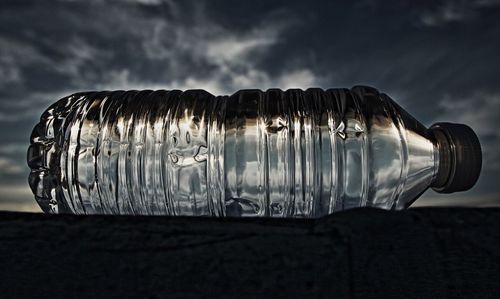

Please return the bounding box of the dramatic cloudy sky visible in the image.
[1,0,499,212]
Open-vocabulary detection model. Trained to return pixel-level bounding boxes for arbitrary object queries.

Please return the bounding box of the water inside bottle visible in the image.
[28,88,440,217]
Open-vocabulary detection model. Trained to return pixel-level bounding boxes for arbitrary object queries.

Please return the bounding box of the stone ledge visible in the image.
[0,208,499,298]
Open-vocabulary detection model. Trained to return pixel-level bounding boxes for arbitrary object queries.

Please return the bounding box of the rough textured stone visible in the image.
[0,208,499,298]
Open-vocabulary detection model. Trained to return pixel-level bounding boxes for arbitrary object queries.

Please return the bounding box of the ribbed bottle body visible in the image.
[28,87,438,217]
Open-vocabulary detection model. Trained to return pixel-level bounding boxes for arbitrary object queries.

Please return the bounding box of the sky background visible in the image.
[1,0,499,212]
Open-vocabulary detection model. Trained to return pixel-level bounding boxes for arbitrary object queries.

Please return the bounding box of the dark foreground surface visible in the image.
[0,208,499,299]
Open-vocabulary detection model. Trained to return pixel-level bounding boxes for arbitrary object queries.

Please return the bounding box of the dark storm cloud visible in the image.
[0,0,499,211]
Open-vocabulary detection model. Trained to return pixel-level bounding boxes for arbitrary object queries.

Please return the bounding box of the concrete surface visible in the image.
[0,208,499,298]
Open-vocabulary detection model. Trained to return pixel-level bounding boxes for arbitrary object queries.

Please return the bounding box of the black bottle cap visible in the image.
[430,123,482,193]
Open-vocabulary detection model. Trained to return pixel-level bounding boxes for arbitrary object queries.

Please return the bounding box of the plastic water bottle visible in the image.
[27,86,482,217]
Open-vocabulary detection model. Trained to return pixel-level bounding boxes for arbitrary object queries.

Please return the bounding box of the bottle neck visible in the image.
[430,128,453,190]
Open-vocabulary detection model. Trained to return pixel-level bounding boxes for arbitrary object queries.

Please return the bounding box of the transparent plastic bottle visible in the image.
[27,86,482,217]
